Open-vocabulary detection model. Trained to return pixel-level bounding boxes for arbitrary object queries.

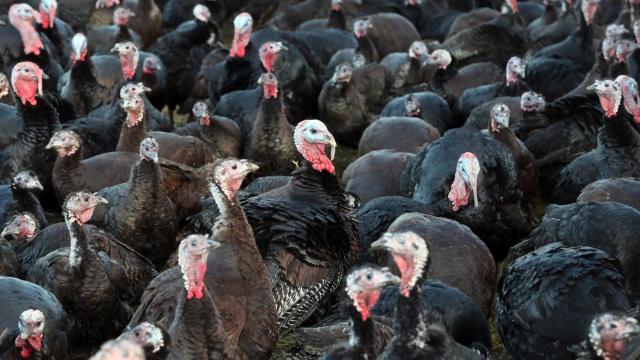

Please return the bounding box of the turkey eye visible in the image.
[311,129,317,134]
[605,83,609,87]
[366,273,372,280]
[231,164,237,170]
[611,323,618,328]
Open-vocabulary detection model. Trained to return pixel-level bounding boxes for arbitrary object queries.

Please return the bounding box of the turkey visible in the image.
[401,127,527,260]
[514,201,640,303]
[92,137,177,268]
[174,101,242,159]
[371,232,483,359]
[244,72,297,178]
[553,78,640,204]
[318,61,391,148]
[26,192,132,348]
[0,62,58,196]
[321,266,399,359]
[116,93,215,168]
[496,243,631,360]
[0,277,69,360]
[588,313,640,360]
[191,120,359,333]
[485,103,537,205]
[129,159,278,359]
[85,7,143,55]
[159,235,242,359]
[0,170,47,230]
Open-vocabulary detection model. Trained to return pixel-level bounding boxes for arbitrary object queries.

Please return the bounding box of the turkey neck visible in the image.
[64,214,92,270]
[599,112,640,150]
[491,128,520,154]
[70,54,101,111]
[541,2,558,24]
[115,25,133,44]
[125,158,163,214]
[356,35,378,63]
[53,143,84,193]
[291,163,358,263]
[16,96,59,150]
[327,8,346,30]
[10,186,44,226]
[393,282,426,345]
[116,114,148,152]
[345,303,377,355]
[168,288,237,359]
[249,96,291,155]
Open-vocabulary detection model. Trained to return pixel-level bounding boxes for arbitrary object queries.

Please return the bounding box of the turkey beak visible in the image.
[0,225,16,239]
[315,131,337,161]
[93,194,109,205]
[245,162,260,174]
[463,172,479,208]
[110,44,120,53]
[206,239,221,250]
[45,137,59,150]
[380,272,402,287]
[370,234,393,252]
[28,178,44,191]
[586,82,598,92]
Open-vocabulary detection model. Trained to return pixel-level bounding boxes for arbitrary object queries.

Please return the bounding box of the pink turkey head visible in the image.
[587,79,621,118]
[39,0,57,29]
[425,49,452,70]
[490,103,511,132]
[63,191,108,226]
[615,75,640,123]
[581,0,600,26]
[506,56,526,86]
[258,72,278,99]
[370,232,429,297]
[259,41,287,72]
[113,7,134,26]
[111,41,139,80]
[178,234,221,300]
[15,309,45,359]
[1,213,37,242]
[209,159,259,201]
[408,41,428,60]
[448,152,481,211]
[192,101,211,126]
[11,62,47,106]
[294,120,337,174]
[589,314,639,360]
[353,19,372,38]
[193,4,211,23]
[230,12,253,58]
[9,4,43,56]
[345,266,400,321]
[119,323,165,354]
[143,55,161,75]
[46,130,81,157]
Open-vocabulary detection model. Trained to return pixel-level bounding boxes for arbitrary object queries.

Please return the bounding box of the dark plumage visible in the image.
[0,171,47,229]
[401,126,527,260]
[578,177,640,210]
[26,192,132,348]
[517,201,640,303]
[130,159,278,359]
[496,243,631,360]
[93,137,177,268]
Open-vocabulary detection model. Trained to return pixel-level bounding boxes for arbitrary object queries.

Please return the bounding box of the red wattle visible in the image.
[200,115,211,126]
[448,172,469,212]
[120,58,136,80]
[14,80,39,106]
